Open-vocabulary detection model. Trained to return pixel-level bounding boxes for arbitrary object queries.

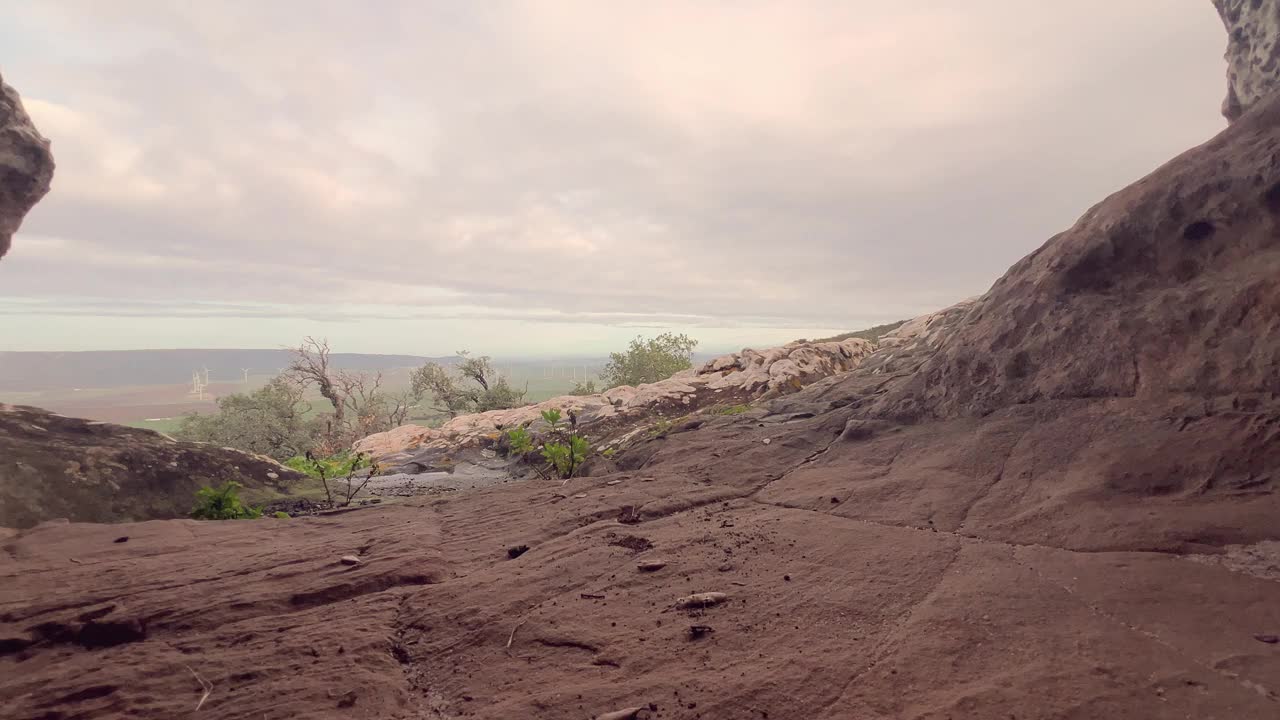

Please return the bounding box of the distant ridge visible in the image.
[0,349,451,391]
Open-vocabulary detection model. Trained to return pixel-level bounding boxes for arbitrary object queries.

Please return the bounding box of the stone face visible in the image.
[0,72,54,260]
[1215,0,1280,121]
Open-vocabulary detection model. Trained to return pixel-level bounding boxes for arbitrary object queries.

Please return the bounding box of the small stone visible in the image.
[339,555,362,566]
[606,480,622,486]
[596,707,649,720]
[574,493,588,499]
[674,592,729,609]
[113,536,129,544]
[637,560,667,572]
[762,438,772,445]
[266,471,279,479]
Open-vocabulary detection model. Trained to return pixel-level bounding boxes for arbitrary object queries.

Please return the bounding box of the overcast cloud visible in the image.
[0,1,1229,355]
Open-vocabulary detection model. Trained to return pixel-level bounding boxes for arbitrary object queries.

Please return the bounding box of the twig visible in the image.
[185,664,213,711]
[505,619,528,652]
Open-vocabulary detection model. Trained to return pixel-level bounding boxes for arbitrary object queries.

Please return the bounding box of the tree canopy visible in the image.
[600,333,698,388]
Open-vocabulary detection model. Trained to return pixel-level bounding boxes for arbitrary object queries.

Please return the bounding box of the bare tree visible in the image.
[287,337,346,433]
[287,337,421,449]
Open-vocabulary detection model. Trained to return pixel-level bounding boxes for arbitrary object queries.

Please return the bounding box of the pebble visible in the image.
[339,555,362,566]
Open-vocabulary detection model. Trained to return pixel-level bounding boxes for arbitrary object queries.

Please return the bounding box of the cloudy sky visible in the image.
[0,1,1229,357]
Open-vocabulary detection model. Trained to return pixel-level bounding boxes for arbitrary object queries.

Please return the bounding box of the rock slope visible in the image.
[0,72,54,260]
[3,5,1280,719]
[0,404,307,528]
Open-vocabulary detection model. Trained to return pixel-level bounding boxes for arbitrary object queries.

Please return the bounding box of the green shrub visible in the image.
[542,434,590,479]
[712,404,751,416]
[284,451,369,480]
[601,333,698,388]
[540,408,563,427]
[505,427,534,455]
[191,482,262,520]
[410,351,526,418]
[274,511,290,519]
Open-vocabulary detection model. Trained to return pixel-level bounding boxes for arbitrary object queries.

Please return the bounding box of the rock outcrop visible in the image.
[1216,0,1280,120]
[0,72,54,260]
[0,405,306,528]
[355,338,874,472]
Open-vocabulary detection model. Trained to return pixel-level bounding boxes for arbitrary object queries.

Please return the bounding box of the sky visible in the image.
[0,1,1230,357]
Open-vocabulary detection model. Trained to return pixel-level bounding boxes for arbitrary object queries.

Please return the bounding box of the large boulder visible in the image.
[873,94,1280,421]
[0,404,306,528]
[0,72,54,260]
[1215,0,1280,121]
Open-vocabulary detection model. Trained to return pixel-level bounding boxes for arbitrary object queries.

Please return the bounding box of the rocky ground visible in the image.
[3,3,1280,719]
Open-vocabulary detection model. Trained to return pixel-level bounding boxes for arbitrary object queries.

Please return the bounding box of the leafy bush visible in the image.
[542,434,589,479]
[191,482,263,520]
[285,451,374,507]
[505,427,534,455]
[601,333,698,388]
[175,377,319,462]
[410,352,526,418]
[284,451,369,480]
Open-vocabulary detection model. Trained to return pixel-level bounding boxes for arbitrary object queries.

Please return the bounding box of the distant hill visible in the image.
[0,349,450,392]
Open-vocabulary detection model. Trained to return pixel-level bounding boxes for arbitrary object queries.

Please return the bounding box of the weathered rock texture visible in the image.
[0,72,53,260]
[0,405,306,528]
[2,7,1279,720]
[1216,0,1280,120]
[354,338,874,472]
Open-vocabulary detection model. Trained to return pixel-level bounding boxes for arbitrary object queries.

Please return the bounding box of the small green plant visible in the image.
[284,451,369,480]
[650,417,673,437]
[542,434,590,479]
[191,481,262,520]
[284,451,374,507]
[540,408,563,427]
[712,404,751,416]
[601,447,616,459]
[506,426,534,455]
[274,511,290,519]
